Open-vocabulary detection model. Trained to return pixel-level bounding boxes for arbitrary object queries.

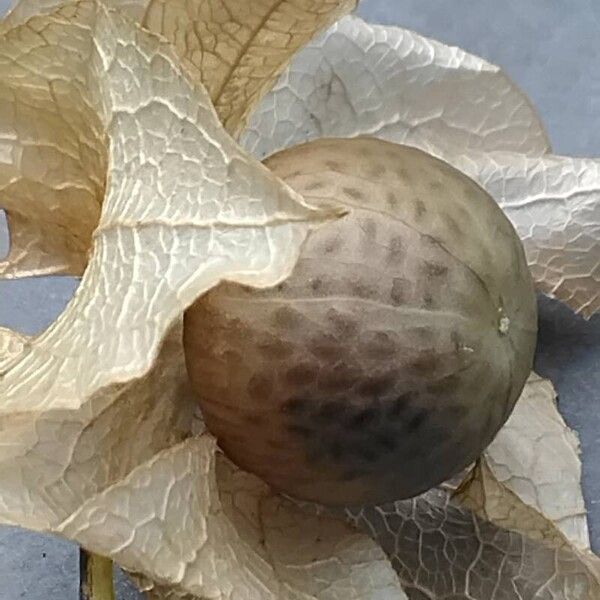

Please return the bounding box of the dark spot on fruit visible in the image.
[285,363,318,386]
[222,349,242,366]
[423,294,435,309]
[386,191,398,208]
[390,277,405,306]
[398,167,411,180]
[310,278,323,292]
[361,331,396,360]
[440,402,469,420]
[273,306,303,330]
[357,375,395,398]
[259,338,293,359]
[349,406,378,429]
[287,423,313,438]
[369,163,387,179]
[478,246,494,270]
[451,330,462,352]
[410,350,439,375]
[325,160,342,171]
[430,180,444,192]
[356,143,372,157]
[387,237,404,264]
[351,280,377,299]
[343,187,365,202]
[327,309,358,338]
[426,374,462,396]
[423,261,449,278]
[319,364,358,393]
[446,215,462,236]
[315,401,342,423]
[406,408,428,432]
[412,326,435,343]
[388,392,415,418]
[361,219,377,244]
[305,180,325,191]
[309,333,340,361]
[322,236,342,255]
[414,199,427,218]
[283,397,310,415]
[248,374,272,401]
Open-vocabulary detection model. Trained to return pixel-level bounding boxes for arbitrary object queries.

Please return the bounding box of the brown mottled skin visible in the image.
[184,138,538,506]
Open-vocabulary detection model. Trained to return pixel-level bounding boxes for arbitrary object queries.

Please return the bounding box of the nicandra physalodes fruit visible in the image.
[184,137,538,506]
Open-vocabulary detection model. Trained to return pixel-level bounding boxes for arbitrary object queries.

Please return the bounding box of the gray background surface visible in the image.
[1,1,599,598]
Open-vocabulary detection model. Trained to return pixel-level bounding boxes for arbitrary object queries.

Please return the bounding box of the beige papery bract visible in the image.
[0,0,357,279]
[0,2,599,599]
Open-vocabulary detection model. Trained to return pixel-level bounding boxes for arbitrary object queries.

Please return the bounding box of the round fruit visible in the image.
[183,137,537,506]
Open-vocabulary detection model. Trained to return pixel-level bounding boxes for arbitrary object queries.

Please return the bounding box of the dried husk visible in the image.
[0,2,598,599]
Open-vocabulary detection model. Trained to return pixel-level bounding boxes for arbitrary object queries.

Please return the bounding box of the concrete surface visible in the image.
[1,1,599,598]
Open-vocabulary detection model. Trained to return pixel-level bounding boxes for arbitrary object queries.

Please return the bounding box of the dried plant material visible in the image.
[0,326,27,367]
[4,0,358,139]
[455,152,600,317]
[453,458,600,598]
[0,0,337,562]
[2,0,155,25]
[218,454,407,600]
[243,15,600,317]
[0,323,197,531]
[242,15,550,159]
[482,372,589,549]
[142,0,359,137]
[0,6,106,278]
[0,0,348,279]
[58,436,407,599]
[2,0,71,25]
[455,458,573,550]
[345,488,600,600]
[1,2,599,599]
[2,0,147,26]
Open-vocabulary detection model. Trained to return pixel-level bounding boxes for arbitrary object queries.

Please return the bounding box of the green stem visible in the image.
[79,549,115,600]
